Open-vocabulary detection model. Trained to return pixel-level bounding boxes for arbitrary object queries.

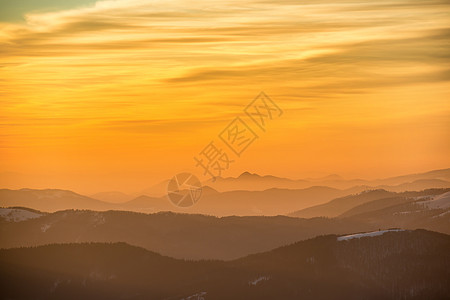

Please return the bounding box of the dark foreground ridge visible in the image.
[1,229,449,300]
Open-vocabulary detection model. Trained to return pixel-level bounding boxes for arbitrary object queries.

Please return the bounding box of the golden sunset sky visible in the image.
[1,0,449,193]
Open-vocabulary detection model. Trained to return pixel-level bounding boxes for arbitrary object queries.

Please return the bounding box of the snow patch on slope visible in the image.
[41,224,51,232]
[433,210,450,218]
[0,208,42,222]
[249,276,270,286]
[182,291,207,300]
[337,229,405,241]
[418,191,450,209]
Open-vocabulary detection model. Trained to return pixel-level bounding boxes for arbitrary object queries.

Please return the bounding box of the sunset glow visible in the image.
[1,0,449,193]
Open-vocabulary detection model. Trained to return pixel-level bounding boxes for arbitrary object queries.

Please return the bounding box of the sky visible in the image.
[0,0,449,194]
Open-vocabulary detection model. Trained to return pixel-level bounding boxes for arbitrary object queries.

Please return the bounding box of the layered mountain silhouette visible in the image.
[0,189,112,212]
[1,168,450,216]
[1,168,449,299]
[1,168,448,216]
[1,187,449,218]
[89,191,133,203]
[110,168,450,199]
[289,189,450,218]
[0,186,361,216]
[202,168,450,193]
[1,230,449,300]
[0,209,371,260]
[342,192,450,235]
[1,189,449,259]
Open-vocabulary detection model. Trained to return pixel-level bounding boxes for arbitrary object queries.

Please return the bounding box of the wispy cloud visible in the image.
[0,0,449,183]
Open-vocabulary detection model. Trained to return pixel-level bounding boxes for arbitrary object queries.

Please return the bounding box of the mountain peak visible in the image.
[238,172,260,178]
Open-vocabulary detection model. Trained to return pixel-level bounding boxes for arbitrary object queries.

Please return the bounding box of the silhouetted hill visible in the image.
[90,191,133,203]
[0,210,371,260]
[377,179,450,192]
[189,185,355,216]
[1,230,449,299]
[205,168,450,192]
[0,186,362,216]
[120,195,171,212]
[338,196,410,218]
[3,168,450,216]
[378,168,450,186]
[0,207,45,222]
[0,189,112,212]
[289,189,396,218]
[289,188,450,218]
[343,191,450,235]
[2,192,450,260]
[338,189,450,218]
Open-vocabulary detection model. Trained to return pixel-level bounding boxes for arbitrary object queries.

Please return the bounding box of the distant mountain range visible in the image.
[100,168,450,199]
[1,168,449,299]
[0,185,366,216]
[1,230,449,299]
[201,168,450,193]
[1,189,449,260]
[0,208,371,260]
[0,169,448,217]
[0,186,322,216]
[95,168,450,214]
[0,189,113,212]
[289,189,450,218]
[1,185,450,218]
[1,168,449,216]
[89,191,134,203]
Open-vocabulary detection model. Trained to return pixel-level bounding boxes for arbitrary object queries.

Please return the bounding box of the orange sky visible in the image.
[1,0,449,194]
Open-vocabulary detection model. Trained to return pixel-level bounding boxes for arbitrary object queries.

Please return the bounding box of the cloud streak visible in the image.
[0,0,449,185]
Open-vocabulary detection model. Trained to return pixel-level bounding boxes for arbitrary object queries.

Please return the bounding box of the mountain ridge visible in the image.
[1,229,449,299]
